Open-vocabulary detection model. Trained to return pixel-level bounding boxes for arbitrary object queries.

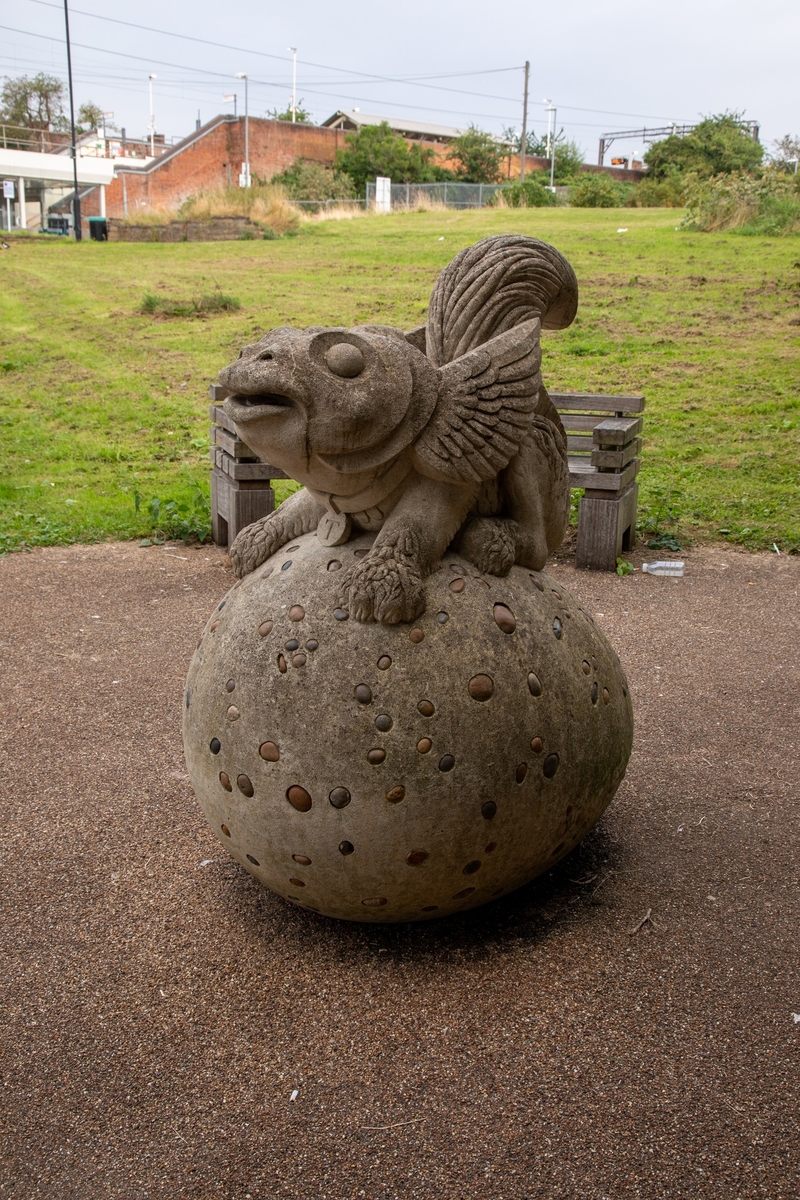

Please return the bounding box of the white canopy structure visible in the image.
[0,148,116,231]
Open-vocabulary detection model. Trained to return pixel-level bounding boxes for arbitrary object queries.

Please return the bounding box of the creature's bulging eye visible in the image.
[326,343,365,378]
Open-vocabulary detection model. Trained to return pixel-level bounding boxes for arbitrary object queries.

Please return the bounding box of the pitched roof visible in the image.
[321,110,466,143]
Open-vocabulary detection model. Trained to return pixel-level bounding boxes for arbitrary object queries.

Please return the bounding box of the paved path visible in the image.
[0,541,798,1199]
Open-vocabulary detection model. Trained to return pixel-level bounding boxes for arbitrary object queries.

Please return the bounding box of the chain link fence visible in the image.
[365,181,505,209]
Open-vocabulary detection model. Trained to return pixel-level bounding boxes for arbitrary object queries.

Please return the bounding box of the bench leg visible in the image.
[575,481,638,571]
[211,470,275,548]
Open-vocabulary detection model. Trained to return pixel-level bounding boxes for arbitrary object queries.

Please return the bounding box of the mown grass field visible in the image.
[1,207,798,554]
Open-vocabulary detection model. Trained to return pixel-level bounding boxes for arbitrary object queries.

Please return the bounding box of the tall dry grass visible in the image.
[177,185,301,234]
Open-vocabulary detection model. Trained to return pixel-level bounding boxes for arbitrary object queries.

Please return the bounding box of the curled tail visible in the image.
[425,234,578,366]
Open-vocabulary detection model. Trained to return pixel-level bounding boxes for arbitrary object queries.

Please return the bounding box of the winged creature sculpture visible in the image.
[219,234,579,624]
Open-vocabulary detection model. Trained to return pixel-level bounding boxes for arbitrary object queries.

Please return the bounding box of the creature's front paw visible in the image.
[459,518,517,576]
[229,518,285,579]
[343,554,425,624]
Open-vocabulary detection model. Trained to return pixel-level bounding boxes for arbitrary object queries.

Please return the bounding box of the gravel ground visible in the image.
[0,539,798,1200]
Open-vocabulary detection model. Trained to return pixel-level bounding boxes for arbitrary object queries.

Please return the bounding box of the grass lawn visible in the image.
[1,207,798,554]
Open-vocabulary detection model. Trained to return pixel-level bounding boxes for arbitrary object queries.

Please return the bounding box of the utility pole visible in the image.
[288,47,297,122]
[519,60,530,183]
[549,106,557,189]
[148,74,157,157]
[63,0,81,240]
[236,73,249,186]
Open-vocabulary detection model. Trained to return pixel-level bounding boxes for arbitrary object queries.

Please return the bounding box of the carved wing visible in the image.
[411,317,542,484]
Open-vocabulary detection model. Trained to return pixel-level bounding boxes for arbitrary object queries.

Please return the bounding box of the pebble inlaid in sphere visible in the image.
[184,531,633,923]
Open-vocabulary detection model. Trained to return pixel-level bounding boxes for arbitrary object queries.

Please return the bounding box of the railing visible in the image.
[365,181,504,209]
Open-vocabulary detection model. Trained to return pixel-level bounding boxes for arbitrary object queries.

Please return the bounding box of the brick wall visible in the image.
[86,115,645,221]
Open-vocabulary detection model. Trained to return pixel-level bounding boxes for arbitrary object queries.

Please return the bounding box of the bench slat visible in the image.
[551,392,645,414]
[592,416,644,447]
[559,413,609,433]
[568,456,639,492]
[591,438,642,470]
[210,403,239,436]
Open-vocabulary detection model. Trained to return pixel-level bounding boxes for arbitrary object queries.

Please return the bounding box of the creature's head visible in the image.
[220,325,437,475]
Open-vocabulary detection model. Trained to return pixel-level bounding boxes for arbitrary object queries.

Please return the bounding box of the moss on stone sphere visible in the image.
[183,531,633,922]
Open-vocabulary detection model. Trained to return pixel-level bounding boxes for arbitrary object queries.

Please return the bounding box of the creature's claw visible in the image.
[229,515,286,578]
[459,517,518,576]
[339,537,425,624]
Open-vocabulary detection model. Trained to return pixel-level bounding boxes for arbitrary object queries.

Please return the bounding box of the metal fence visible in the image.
[365,181,504,209]
[292,198,369,212]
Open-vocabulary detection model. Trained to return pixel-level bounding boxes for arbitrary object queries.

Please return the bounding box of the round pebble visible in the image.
[289,877,305,887]
[438,755,455,772]
[375,714,393,732]
[361,897,387,907]
[377,655,392,670]
[409,628,424,643]
[329,787,351,808]
[543,753,560,779]
[306,640,319,651]
[221,824,231,837]
[339,841,355,856]
[286,785,312,812]
[219,771,232,792]
[591,682,599,705]
[468,674,494,702]
[463,860,481,875]
[553,618,563,639]
[327,560,342,571]
[289,606,305,621]
[527,672,542,697]
[285,639,299,651]
[247,854,260,866]
[386,786,405,803]
[493,604,516,634]
[406,850,429,866]
[355,684,372,704]
[367,749,386,765]
[258,621,273,637]
[259,741,280,762]
[449,577,465,593]
[209,738,221,754]
[277,655,287,674]
[292,653,307,668]
[237,774,254,797]
[417,700,435,716]
[226,705,240,721]
[603,687,611,704]
[530,736,543,754]
[281,561,292,571]
[417,738,432,754]
[292,854,311,865]
[333,608,349,621]
[515,762,528,783]
[225,679,235,693]
[481,801,497,819]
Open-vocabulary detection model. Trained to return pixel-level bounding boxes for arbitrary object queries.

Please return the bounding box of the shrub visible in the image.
[447,126,504,184]
[627,171,686,207]
[335,122,437,192]
[270,159,355,202]
[492,179,556,208]
[682,169,800,234]
[135,489,211,544]
[645,112,764,180]
[569,173,630,207]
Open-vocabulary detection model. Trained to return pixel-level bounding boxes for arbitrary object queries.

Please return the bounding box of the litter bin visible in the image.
[89,217,108,242]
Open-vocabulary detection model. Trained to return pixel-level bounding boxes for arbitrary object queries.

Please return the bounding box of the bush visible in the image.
[135,489,211,544]
[492,179,556,207]
[335,122,437,193]
[177,185,300,235]
[645,112,764,180]
[270,159,355,202]
[569,174,631,207]
[447,126,503,183]
[627,170,686,207]
[682,169,800,234]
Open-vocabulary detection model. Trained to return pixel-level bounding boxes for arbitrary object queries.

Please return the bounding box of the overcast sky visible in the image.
[2,0,797,160]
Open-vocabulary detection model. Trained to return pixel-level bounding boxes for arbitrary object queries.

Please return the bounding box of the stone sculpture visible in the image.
[221,235,577,624]
[184,235,633,922]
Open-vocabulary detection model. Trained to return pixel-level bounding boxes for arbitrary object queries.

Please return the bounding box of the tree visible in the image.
[335,122,436,192]
[504,127,585,182]
[447,126,503,183]
[645,113,764,180]
[266,99,313,124]
[77,102,109,133]
[0,73,67,131]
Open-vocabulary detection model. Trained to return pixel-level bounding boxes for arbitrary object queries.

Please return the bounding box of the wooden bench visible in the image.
[208,384,644,571]
[549,391,644,571]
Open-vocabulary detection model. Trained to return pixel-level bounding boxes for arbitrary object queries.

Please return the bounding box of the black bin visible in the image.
[89,217,108,241]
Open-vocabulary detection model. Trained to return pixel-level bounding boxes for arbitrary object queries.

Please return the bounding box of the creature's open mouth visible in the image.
[225,392,296,420]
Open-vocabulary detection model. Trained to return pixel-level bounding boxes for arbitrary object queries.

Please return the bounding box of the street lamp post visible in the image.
[63,0,81,240]
[236,73,249,186]
[543,100,557,190]
[148,74,157,157]
[288,47,297,122]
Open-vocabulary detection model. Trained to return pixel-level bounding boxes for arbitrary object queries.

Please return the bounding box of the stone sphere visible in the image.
[183,532,633,922]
